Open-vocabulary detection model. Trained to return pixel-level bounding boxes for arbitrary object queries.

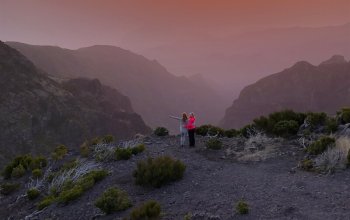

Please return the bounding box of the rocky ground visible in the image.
[2,135,350,220]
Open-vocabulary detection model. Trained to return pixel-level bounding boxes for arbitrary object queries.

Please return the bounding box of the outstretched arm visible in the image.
[169,115,181,120]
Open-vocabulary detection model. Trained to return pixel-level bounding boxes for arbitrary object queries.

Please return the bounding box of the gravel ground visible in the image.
[2,135,350,220]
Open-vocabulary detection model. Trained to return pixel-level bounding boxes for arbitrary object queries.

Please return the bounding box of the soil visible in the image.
[2,135,350,220]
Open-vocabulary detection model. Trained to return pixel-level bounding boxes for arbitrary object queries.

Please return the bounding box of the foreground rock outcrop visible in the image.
[0,41,150,167]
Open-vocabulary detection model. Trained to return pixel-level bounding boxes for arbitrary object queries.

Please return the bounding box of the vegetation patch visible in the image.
[133,156,186,188]
[95,187,132,214]
[80,141,91,157]
[2,155,47,179]
[154,127,169,136]
[27,188,40,200]
[206,138,223,150]
[102,135,114,144]
[272,120,299,137]
[0,182,20,195]
[129,200,161,220]
[32,168,43,178]
[305,112,328,130]
[300,159,314,171]
[115,148,133,160]
[224,129,239,138]
[307,136,335,155]
[338,108,350,124]
[52,145,68,160]
[37,195,56,210]
[131,144,146,155]
[236,200,249,215]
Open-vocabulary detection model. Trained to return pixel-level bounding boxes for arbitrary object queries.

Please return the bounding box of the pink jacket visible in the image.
[186,116,196,130]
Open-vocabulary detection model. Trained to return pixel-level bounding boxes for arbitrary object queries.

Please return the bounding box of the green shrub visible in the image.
[86,169,109,182]
[115,148,133,160]
[307,136,335,155]
[11,164,26,178]
[224,129,239,138]
[154,127,169,136]
[52,145,68,160]
[338,108,350,124]
[32,168,43,178]
[80,141,90,157]
[305,112,328,129]
[133,156,186,188]
[95,187,132,214]
[102,135,114,144]
[253,110,305,135]
[272,120,299,137]
[58,185,84,204]
[27,188,40,200]
[300,159,314,171]
[326,117,338,133]
[130,200,161,220]
[91,137,102,145]
[37,196,56,210]
[206,138,223,150]
[236,200,249,214]
[196,125,225,137]
[239,124,257,138]
[184,212,192,220]
[347,149,350,168]
[0,182,20,195]
[131,144,146,155]
[29,156,48,170]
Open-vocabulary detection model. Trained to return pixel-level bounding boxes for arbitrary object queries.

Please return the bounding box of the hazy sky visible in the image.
[1,0,350,50]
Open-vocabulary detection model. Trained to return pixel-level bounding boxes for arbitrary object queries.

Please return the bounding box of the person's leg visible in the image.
[189,129,194,146]
[192,128,195,146]
[181,131,185,146]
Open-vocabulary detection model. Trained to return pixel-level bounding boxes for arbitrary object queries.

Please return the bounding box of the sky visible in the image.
[1,0,350,49]
[1,0,350,98]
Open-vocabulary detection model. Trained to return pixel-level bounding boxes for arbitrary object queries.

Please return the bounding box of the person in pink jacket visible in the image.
[187,112,196,147]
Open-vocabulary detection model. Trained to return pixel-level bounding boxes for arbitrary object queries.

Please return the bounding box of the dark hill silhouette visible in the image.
[221,55,350,128]
[6,42,225,131]
[0,41,150,167]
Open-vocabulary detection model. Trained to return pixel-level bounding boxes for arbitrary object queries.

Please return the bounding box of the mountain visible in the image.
[139,23,350,99]
[221,55,350,128]
[6,42,225,132]
[0,41,150,166]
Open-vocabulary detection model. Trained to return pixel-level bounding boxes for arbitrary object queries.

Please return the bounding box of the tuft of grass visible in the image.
[95,187,132,214]
[102,135,114,144]
[131,144,146,155]
[307,136,335,155]
[52,145,68,160]
[129,200,161,220]
[27,188,40,200]
[115,148,133,160]
[11,164,26,178]
[154,127,169,136]
[133,156,186,188]
[32,168,43,178]
[300,159,314,171]
[236,200,249,215]
[80,141,91,157]
[1,155,47,179]
[37,195,56,210]
[0,182,20,195]
[206,138,223,150]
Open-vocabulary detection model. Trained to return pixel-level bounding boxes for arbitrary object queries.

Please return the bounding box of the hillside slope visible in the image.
[6,42,225,131]
[221,55,350,128]
[0,41,150,166]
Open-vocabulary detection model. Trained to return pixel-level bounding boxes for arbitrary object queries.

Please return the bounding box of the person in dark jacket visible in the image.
[187,112,196,147]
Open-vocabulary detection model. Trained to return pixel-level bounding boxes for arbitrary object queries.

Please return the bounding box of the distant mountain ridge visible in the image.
[0,41,150,167]
[221,55,350,128]
[6,42,225,131]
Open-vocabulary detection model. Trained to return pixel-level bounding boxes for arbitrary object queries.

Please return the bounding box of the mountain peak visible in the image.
[320,55,347,66]
[290,61,315,70]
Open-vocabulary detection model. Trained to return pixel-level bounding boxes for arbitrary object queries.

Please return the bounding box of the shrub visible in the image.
[326,117,338,133]
[239,124,257,138]
[130,200,161,220]
[338,108,350,124]
[154,127,169,136]
[115,148,133,160]
[11,164,26,178]
[272,120,299,137]
[102,135,114,144]
[95,187,132,214]
[300,159,314,171]
[0,182,20,195]
[37,196,56,210]
[133,156,186,188]
[27,188,40,200]
[131,144,146,155]
[347,149,350,167]
[91,137,102,145]
[225,129,239,138]
[206,138,223,150]
[80,141,90,157]
[52,145,68,160]
[32,168,43,178]
[236,200,249,214]
[196,125,225,137]
[184,212,192,220]
[305,112,328,129]
[29,156,48,170]
[307,136,336,155]
[57,185,84,204]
